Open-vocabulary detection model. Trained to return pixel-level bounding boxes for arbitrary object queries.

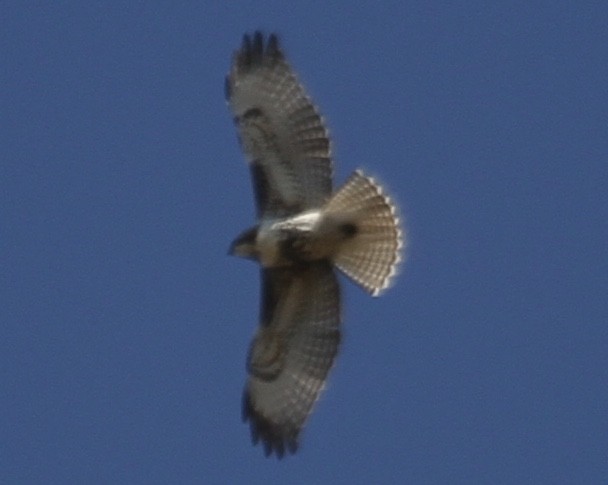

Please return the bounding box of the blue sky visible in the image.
[2,2,607,483]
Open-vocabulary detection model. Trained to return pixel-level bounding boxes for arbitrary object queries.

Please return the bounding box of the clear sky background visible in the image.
[2,2,607,483]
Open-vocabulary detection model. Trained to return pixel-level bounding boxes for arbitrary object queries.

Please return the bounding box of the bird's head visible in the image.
[228,226,259,260]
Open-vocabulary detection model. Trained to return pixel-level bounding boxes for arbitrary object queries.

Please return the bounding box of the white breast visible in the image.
[256,211,324,267]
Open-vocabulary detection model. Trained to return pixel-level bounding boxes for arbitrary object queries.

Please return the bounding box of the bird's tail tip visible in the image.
[325,170,404,296]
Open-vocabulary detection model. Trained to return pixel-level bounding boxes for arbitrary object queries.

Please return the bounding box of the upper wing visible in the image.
[243,262,340,458]
[226,32,333,218]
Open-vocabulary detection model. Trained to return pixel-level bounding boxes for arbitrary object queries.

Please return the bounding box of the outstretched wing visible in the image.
[226,32,333,218]
[243,262,340,457]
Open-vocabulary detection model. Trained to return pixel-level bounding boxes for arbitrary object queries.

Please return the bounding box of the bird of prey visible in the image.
[226,31,403,458]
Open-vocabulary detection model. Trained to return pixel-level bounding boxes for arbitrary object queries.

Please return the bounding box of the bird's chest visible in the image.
[257,212,324,267]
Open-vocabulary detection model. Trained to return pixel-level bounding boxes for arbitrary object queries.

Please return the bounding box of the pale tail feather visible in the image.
[325,170,403,296]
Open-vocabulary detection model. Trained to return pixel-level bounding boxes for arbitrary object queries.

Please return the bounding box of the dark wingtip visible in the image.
[267,33,281,59]
[236,31,283,69]
[242,388,298,459]
[241,32,252,54]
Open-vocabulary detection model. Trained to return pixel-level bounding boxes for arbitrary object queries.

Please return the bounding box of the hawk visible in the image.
[226,32,403,458]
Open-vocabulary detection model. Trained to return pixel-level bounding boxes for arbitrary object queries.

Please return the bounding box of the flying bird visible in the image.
[226,31,403,458]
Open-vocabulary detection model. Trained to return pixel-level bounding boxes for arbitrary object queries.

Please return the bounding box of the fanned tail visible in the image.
[325,170,403,296]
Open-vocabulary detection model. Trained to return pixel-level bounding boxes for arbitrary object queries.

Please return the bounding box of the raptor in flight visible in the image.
[226,32,403,458]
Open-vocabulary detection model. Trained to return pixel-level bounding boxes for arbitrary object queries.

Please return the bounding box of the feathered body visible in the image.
[226,32,403,457]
